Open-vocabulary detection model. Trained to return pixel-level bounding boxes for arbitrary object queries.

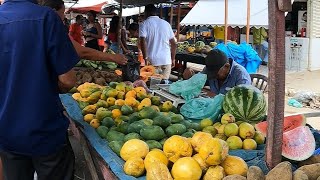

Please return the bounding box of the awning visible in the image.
[180,0,269,29]
[65,0,108,13]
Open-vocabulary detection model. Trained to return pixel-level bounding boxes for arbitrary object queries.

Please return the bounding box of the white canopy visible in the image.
[65,0,107,9]
[180,0,269,29]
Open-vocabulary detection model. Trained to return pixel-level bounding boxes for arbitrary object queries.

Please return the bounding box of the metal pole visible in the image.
[224,0,228,44]
[176,2,181,42]
[246,0,250,43]
[117,0,123,54]
[265,0,286,169]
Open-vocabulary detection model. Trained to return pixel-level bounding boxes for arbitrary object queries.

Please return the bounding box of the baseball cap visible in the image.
[204,49,229,80]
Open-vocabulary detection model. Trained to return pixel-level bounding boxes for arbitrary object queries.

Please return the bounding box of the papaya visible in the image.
[69,87,78,93]
[153,115,171,128]
[116,82,126,92]
[141,98,152,107]
[112,109,122,119]
[140,65,156,75]
[190,122,202,131]
[82,105,97,115]
[151,96,161,106]
[86,91,102,104]
[96,126,109,139]
[128,112,141,123]
[165,124,187,137]
[95,107,112,121]
[171,114,184,123]
[160,138,168,147]
[115,122,129,134]
[140,126,166,141]
[90,119,100,129]
[78,101,89,110]
[115,99,125,106]
[138,106,157,119]
[72,93,82,101]
[101,117,115,128]
[128,121,147,133]
[84,114,95,123]
[121,105,134,115]
[160,101,173,112]
[181,132,194,138]
[109,82,119,89]
[139,119,153,126]
[124,133,142,142]
[125,97,138,107]
[146,162,173,180]
[181,120,192,129]
[115,70,122,76]
[125,90,137,99]
[150,105,160,112]
[109,140,124,156]
[96,99,109,108]
[145,140,162,150]
[106,97,116,106]
[106,89,118,98]
[106,130,125,142]
[117,91,125,100]
[108,105,121,111]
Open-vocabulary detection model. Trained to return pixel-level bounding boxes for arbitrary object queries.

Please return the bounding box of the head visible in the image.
[75,15,83,24]
[144,4,157,18]
[87,10,97,23]
[205,49,231,81]
[128,23,139,38]
[41,0,65,20]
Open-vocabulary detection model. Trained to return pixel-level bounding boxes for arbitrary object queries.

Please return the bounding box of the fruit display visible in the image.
[119,131,249,179]
[74,68,121,86]
[198,113,265,150]
[223,85,267,124]
[75,59,118,70]
[177,41,213,54]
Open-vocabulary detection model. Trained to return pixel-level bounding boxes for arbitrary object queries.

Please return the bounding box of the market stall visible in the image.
[58,0,320,180]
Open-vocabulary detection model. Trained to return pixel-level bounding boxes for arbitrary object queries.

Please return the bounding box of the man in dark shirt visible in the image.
[0,0,79,179]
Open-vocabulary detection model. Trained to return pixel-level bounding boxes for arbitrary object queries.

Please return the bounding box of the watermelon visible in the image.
[282,126,315,161]
[223,85,267,123]
[255,114,306,137]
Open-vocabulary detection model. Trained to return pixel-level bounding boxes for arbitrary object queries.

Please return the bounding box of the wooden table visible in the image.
[174,52,207,78]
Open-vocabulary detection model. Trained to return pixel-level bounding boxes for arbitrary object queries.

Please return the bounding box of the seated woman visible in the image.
[183,49,251,95]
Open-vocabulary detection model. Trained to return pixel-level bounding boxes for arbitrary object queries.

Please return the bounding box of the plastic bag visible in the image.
[122,54,140,82]
[288,98,303,108]
[293,91,318,104]
[180,94,224,122]
[169,73,207,100]
[133,80,152,93]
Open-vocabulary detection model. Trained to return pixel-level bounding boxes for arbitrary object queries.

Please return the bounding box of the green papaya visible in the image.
[101,117,115,128]
[124,133,142,142]
[153,115,171,128]
[127,121,146,133]
[109,141,124,156]
[96,126,109,139]
[165,124,187,137]
[128,112,140,123]
[145,140,162,150]
[140,125,166,141]
[106,130,125,142]
[138,106,157,119]
[170,114,184,123]
[121,105,133,115]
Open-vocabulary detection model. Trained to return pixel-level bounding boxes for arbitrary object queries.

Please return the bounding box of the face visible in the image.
[56,4,65,21]
[216,63,231,80]
[76,17,83,24]
[87,13,95,22]
[129,30,139,38]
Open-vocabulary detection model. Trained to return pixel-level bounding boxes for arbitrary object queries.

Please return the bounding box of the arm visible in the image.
[58,70,76,93]
[169,38,177,67]
[71,38,127,65]
[139,23,149,63]
[69,24,75,37]
[121,29,129,51]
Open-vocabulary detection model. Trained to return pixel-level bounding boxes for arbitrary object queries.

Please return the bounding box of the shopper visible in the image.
[41,0,127,65]
[83,10,103,51]
[69,15,84,45]
[253,27,268,64]
[108,16,130,54]
[183,49,251,95]
[0,0,79,179]
[139,4,177,82]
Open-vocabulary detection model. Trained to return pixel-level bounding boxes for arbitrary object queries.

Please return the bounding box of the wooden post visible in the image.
[176,2,181,42]
[224,0,228,44]
[246,0,250,43]
[170,4,174,26]
[117,0,123,54]
[265,0,286,169]
[160,4,163,19]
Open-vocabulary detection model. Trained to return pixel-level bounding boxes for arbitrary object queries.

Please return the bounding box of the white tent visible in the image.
[65,0,107,9]
[180,0,268,29]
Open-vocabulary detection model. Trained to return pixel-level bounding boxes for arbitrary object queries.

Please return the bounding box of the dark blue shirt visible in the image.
[206,60,251,94]
[0,0,79,156]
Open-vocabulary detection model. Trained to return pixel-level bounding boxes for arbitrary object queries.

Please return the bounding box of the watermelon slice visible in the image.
[255,114,306,137]
[282,126,315,161]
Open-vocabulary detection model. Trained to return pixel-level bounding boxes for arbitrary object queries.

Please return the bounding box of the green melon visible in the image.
[223,85,267,123]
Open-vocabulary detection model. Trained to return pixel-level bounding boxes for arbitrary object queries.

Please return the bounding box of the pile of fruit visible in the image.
[73,68,121,87]
[199,113,265,150]
[71,82,203,155]
[121,133,250,179]
[177,41,215,54]
[75,59,118,70]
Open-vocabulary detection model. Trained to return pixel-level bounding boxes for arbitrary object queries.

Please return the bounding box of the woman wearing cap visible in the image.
[183,49,251,95]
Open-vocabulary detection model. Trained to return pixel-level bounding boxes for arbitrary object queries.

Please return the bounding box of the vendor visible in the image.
[183,49,251,95]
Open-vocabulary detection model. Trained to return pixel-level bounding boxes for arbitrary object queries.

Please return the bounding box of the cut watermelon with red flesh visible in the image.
[282,126,315,161]
[255,114,306,137]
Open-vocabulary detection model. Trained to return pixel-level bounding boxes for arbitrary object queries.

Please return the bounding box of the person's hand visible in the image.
[113,54,128,65]
[183,68,195,80]
[171,59,176,68]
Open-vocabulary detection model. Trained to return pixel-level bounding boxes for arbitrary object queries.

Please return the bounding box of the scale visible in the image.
[151,84,209,107]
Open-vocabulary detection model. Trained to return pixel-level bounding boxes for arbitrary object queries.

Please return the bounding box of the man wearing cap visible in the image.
[183,49,251,95]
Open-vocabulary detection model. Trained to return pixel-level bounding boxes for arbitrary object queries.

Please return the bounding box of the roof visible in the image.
[180,0,269,29]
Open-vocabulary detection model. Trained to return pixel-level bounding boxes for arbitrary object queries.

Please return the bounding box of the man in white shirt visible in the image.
[139,4,177,82]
